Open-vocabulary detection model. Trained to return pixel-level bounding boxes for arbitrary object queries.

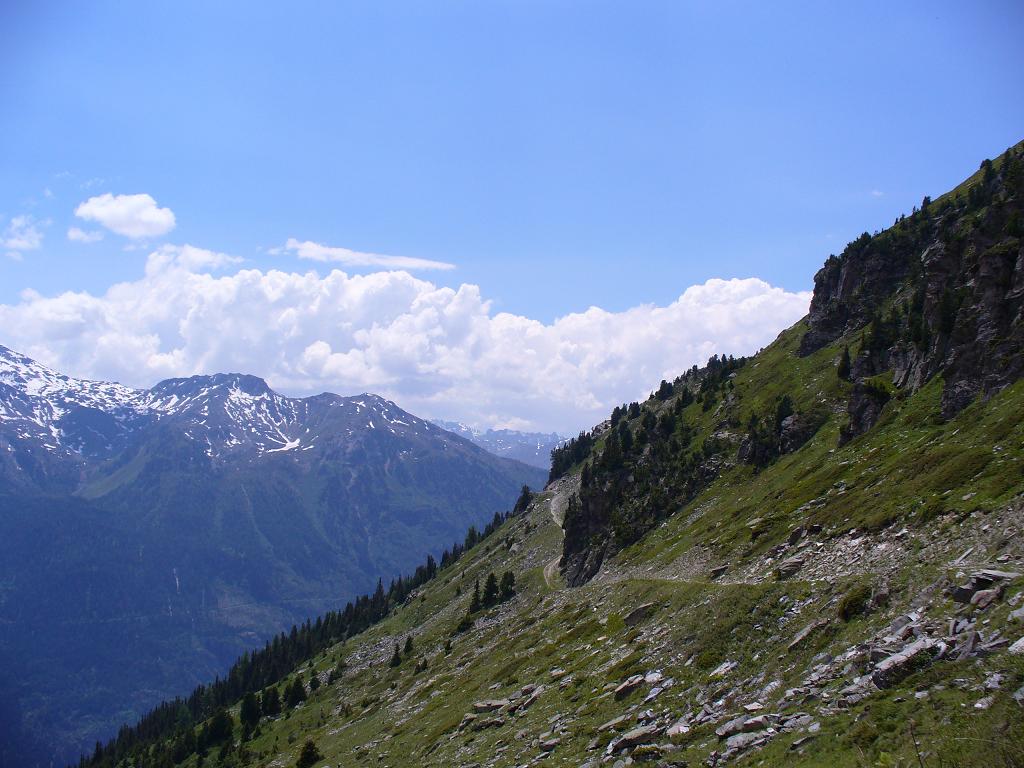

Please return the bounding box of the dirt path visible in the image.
[543,554,562,590]
[543,481,571,589]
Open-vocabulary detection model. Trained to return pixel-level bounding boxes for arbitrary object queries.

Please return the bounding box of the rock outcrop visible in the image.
[800,146,1024,431]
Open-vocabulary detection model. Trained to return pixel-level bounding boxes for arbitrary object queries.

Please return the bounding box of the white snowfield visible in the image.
[0,345,439,459]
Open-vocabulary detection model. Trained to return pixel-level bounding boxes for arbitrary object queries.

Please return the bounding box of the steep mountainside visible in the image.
[560,141,1024,586]
[0,354,545,767]
[431,421,567,470]
[74,143,1024,768]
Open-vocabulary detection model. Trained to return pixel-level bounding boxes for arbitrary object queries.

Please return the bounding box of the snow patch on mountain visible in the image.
[0,345,437,461]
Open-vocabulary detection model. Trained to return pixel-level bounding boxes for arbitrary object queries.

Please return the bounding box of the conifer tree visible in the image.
[284,676,306,708]
[262,686,281,717]
[239,692,260,735]
[837,346,851,381]
[469,579,482,612]
[482,572,500,607]
[389,642,402,667]
[296,739,323,768]
[403,635,414,655]
[499,571,516,601]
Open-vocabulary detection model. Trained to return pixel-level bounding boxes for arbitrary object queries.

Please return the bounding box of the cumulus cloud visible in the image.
[2,215,45,251]
[74,193,176,238]
[279,238,455,271]
[0,251,811,432]
[67,226,104,243]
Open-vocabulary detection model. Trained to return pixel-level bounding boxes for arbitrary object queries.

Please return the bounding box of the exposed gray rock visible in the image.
[472,699,509,713]
[600,715,629,732]
[614,675,645,700]
[614,724,661,751]
[775,555,805,580]
[788,619,828,652]
[872,639,937,688]
[715,715,749,739]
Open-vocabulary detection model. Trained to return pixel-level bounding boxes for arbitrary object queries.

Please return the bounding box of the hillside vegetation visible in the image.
[78,142,1024,768]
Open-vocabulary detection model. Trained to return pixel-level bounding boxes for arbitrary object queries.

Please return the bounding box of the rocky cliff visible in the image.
[556,142,1024,585]
[800,143,1024,428]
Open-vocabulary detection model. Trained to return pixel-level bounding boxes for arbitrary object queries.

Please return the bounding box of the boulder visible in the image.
[971,588,1001,609]
[715,715,749,739]
[725,730,770,752]
[667,717,691,738]
[614,675,644,699]
[471,716,504,731]
[872,639,936,688]
[953,570,1016,603]
[599,715,629,732]
[624,603,656,627]
[472,699,509,713]
[788,620,828,652]
[709,660,738,678]
[775,555,805,580]
[616,724,661,750]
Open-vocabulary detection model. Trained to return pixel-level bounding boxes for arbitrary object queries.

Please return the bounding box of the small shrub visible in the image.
[838,583,872,622]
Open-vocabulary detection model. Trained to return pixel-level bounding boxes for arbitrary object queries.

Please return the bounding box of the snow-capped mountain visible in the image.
[0,344,545,763]
[0,344,450,471]
[0,345,149,452]
[431,419,567,470]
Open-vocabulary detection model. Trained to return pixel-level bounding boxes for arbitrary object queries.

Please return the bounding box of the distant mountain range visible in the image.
[0,347,545,765]
[430,420,567,470]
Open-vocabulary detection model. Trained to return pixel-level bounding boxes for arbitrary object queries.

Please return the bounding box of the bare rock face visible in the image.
[800,150,1024,434]
[839,382,891,445]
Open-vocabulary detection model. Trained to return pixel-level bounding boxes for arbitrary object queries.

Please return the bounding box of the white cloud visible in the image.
[74,193,176,239]
[871,189,884,197]
[0,251,811,433]
[279,238,455,271]
[67,227,104,243]
[2,215,45,253]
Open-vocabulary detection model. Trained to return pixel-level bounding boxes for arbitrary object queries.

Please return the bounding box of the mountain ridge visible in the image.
[69,140,1024,768]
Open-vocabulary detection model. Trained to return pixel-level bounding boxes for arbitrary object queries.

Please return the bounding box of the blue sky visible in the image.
[0,2,1022,431]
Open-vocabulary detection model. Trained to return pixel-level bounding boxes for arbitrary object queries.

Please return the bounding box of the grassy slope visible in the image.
[161,318,1024,768]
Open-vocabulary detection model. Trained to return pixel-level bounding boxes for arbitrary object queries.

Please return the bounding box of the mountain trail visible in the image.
[541,477,573,590]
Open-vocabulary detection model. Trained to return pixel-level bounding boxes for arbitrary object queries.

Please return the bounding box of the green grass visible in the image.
[141,303,1024,768]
